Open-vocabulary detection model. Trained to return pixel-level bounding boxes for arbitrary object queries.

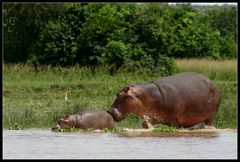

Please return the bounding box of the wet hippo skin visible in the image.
[56,110,115,130]
[108,72,221,129]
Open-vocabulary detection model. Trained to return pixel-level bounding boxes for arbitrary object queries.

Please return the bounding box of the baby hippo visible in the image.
[56,110,115,130]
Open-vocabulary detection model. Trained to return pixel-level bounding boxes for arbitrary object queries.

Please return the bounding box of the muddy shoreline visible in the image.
[118,128,237,137]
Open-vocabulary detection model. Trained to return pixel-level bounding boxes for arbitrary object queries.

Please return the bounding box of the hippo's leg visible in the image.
[202,117,216,129]
[204,117,214,125]
[180,123,216,130]
[141,119,152,129]
[202,123,216,129]
[186,123,205,130]
[141,115,158,129]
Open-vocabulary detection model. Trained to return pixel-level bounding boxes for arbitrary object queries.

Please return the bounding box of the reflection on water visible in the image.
[3,129,237,159]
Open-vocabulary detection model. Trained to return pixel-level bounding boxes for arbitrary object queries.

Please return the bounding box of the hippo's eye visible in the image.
[117,92,125,97]
[123,95,134,100]
[116,92,134,101]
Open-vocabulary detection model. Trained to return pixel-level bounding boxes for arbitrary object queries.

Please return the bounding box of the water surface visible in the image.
[3,129,237,159]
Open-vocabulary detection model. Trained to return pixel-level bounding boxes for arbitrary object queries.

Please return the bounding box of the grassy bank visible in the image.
[3,59,237,129]
[176,58,237,81]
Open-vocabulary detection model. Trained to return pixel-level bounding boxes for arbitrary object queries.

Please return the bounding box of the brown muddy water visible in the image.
[3,129,237,159]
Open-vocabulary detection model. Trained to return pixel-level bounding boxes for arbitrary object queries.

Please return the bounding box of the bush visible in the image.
[4,3,236,70]
[99,41,177,75]
[98,41,129,68]
[29,4,85,66]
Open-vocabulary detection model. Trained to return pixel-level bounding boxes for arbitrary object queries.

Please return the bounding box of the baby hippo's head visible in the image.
[56,115,75,129]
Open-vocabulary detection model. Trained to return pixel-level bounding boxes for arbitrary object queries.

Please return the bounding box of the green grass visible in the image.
[3,64,157,129]
[3,59,237,130]
[51,126,124,133]
[152,124,178,132]
[176,58,237,81]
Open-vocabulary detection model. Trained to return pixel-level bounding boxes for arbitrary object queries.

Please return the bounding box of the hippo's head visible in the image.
[56,115,75,129]
[107,86,145,122]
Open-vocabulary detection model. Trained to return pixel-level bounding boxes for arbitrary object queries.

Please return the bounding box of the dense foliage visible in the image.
[3,3,237,73]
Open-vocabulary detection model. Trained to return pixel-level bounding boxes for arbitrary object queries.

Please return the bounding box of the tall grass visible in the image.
[176,58,237,81]
[3,64,157,129]
[3,59,237,129]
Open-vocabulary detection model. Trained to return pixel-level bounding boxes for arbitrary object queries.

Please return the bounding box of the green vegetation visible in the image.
[152,124,178,132]
[3,64,158,129]
[51,126,124,133]
[3,59,237,130]
[3,3,237,132]
[51,125,178,133]
[176,59,237,81]
[3,3,237,72]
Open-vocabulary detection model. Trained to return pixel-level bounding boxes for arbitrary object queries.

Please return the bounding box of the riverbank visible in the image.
[3,59,237,129]
[118,128,237,137]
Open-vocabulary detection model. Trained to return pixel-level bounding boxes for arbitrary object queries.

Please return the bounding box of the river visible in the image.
[3,129,237,159]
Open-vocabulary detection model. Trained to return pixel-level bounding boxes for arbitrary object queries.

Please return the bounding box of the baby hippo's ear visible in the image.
[63,115,69,120]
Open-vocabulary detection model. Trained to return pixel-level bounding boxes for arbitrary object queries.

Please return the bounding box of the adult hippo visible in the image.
[107,72,221,129]
[56,110,115,130]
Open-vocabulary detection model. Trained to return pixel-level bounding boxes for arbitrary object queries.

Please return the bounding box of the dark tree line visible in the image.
[3,3,237,73]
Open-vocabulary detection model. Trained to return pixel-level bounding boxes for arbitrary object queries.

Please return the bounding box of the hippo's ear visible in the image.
[124,86,138,98]
[123,86,130,93]
[63,115,69,120]
[123,85,135,93]
[117,86,136,97]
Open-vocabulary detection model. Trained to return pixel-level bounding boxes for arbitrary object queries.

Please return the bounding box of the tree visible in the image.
[207,6,237,58]
[3,3,65,63]
[34,3,86,66]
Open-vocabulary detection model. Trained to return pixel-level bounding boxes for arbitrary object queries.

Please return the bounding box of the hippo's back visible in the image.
[154,72,220,98]
[152,72,221,126]
[154,72,210,89]
[78,110,115,129]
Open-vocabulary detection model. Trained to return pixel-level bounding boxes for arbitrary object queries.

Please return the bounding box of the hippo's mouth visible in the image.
[107,108,126,122]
